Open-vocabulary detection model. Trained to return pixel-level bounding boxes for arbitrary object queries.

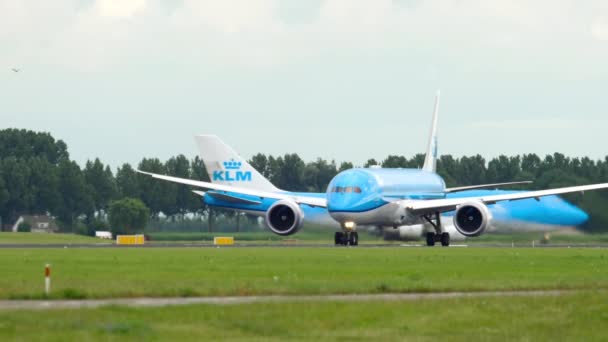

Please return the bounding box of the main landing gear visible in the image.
[423,212,450,247]
[334,231,359,246]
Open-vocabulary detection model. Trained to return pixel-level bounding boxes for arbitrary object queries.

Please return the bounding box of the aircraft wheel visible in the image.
[334,232,343,245]
[341,233,349,246]
[425,232,436,246]
[440,232,450,247]
[349,232,359,246]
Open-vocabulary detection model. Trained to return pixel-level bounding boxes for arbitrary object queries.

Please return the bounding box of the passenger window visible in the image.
[336,186,343,193]
[354,187,362,193]
[345,187,353,193]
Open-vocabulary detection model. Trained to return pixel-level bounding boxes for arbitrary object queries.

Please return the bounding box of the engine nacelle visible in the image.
[453,202,491,237]
[265,199,304,236]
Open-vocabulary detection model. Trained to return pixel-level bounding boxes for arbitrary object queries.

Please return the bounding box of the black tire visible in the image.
[349,232,359,246]
[441,232,450,246]
[334,232,343,245]
[341,233,349,246]
[426,232,436,246]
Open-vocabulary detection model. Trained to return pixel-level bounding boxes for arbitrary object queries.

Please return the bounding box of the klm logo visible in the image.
[213,160,252,182]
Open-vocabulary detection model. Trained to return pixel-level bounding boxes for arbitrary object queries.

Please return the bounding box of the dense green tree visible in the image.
[338,161,353,172]
[190,156,210,182]
[137,158,176,217]
[382,155,408,168]
[165,155,198,217]
[301,159,338,192]
[0,157,31,226]
[108,198,150,234]
[0,129,68,164]
[456,155,487,186]
[55,160,94,229]
[28,157,60,214]
[278,154,306,191]
[189,156,209,214]
[116,163,140,199]
[249,153,271,179]
[364,159,379,167]
[84,158,117,213]
[0,168,8,221]
[267,155,283,187]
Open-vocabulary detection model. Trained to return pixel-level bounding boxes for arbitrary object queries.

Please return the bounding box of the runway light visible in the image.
[344,221,356,229]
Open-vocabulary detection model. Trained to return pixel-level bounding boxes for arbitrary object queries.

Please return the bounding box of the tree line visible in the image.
[1,128,607,233]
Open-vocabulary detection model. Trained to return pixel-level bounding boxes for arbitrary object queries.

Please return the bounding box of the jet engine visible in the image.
[265,199,304,236]
[453,202,491,237]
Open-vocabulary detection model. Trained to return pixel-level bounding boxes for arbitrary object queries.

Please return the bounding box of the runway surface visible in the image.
[0,289,578,310]
[0,243,606,248]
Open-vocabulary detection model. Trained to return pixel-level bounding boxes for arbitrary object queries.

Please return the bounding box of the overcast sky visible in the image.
[1,0,607,168]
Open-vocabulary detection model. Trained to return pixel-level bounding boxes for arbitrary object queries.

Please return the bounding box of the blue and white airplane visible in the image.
[386,189,589,242]
[138,93,606,246]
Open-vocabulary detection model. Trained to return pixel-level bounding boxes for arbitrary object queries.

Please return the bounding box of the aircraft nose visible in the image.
[327,193,357,212]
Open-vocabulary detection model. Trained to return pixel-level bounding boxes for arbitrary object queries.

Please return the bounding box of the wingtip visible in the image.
[136,169,153,176]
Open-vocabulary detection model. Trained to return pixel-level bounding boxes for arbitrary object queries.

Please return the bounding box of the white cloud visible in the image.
[173,0,281,33]
[1,0,607,72]
[96,0,147,18]
[591,17,608,41]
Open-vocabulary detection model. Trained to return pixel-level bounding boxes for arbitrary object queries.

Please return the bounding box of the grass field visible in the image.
[1,246,607,340]
[1,291,607,340]
[0,247,607,299]
[0,232,112,244]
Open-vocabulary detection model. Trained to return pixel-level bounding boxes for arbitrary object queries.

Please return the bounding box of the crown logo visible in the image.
[223,159,242,170]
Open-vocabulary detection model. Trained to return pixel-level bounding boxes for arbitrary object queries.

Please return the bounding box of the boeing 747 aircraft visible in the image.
[138,93,606,246]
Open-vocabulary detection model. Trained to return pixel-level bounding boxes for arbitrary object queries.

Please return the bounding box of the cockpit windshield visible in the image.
[331,186,362,193]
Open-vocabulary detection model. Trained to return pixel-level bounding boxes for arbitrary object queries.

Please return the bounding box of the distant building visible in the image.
[95,231,113,239]
[11,215,59,233]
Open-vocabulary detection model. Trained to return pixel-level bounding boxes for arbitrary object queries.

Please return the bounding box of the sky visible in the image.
[1,0,608,168]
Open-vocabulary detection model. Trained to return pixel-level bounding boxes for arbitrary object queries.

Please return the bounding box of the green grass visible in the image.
[0,232,111,244]
[0,248,607,299]
[1,291,607,340]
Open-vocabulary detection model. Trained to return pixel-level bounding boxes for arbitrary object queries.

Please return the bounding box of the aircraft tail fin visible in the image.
[194,135,279,192]
[422,91,440,173]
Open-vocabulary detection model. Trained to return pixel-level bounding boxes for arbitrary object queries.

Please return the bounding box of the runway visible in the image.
[0,243,606,248]
[0,289,581,310]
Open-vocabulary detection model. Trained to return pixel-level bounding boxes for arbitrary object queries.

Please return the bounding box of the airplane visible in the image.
[138,92,608,246]
[11,68,19,73]
[384,189,589,242]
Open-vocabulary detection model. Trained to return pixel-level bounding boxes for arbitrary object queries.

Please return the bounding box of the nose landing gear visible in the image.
[334,231,359,246]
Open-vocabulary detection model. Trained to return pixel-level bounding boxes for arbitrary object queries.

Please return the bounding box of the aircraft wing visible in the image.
[137,170,327,208]
[445,181,532,193]
[405,183,608,214]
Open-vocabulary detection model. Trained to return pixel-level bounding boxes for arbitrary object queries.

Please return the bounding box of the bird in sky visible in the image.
[11,68,20,73]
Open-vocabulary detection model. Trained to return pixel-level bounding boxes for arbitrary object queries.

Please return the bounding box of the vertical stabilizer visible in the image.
[422,91,440,172]
[195,135,279,192]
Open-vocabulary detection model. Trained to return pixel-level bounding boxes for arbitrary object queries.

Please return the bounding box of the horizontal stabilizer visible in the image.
[193,190,262,205]
[445,181,533,193]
